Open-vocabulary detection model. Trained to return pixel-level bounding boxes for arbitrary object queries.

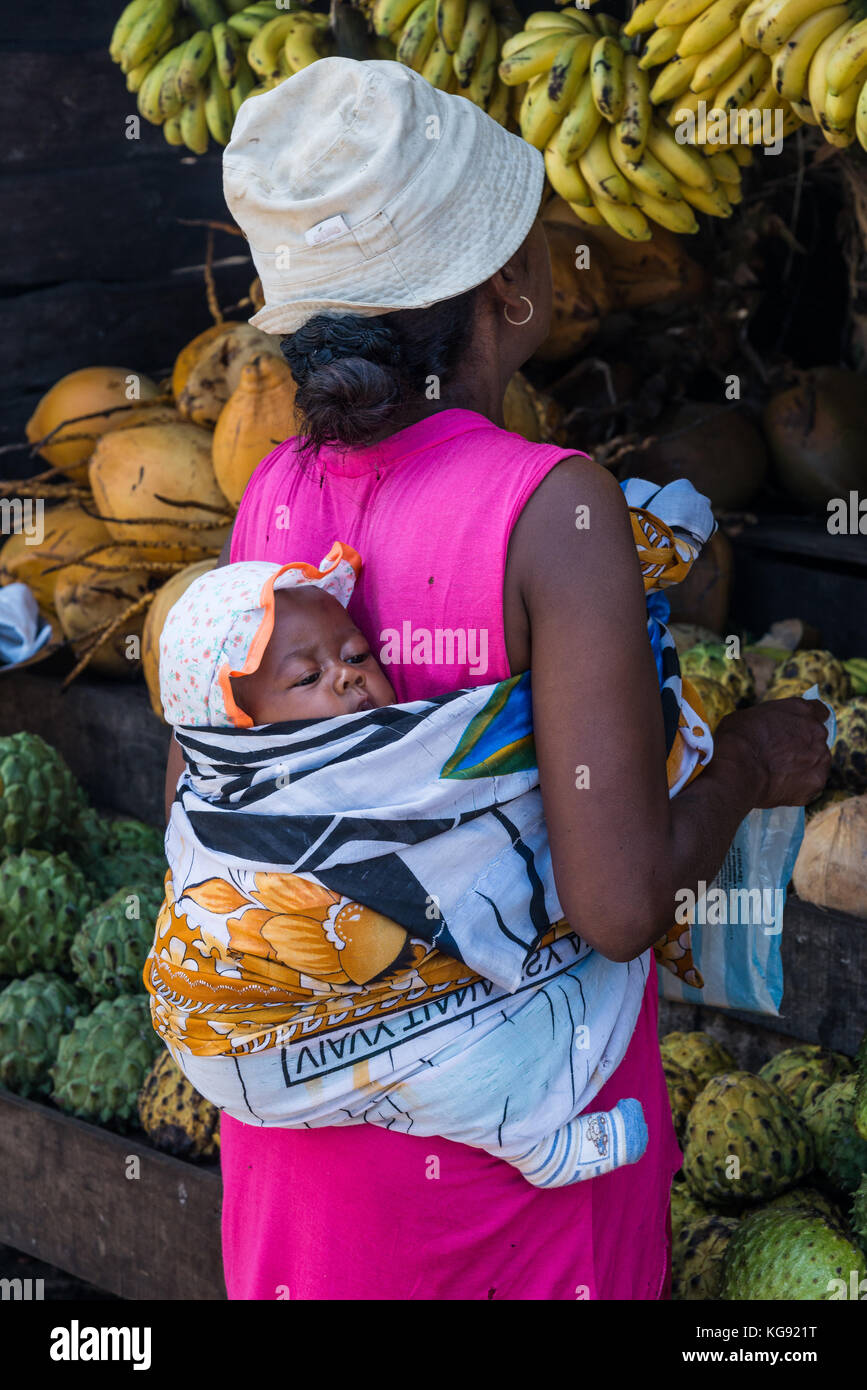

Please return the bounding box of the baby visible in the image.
[148,541,685,1188]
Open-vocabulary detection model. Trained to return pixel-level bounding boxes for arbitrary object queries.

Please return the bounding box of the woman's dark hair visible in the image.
[280,285,480,459]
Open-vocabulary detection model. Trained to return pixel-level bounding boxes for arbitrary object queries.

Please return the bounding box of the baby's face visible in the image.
[229,587,395,725]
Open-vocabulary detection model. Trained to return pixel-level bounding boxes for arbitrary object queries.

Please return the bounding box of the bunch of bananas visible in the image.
[739,0,867,148]
[626,0,801,147]
[497,9,751,238]
[370,0,524,124]
[109,0,334,154]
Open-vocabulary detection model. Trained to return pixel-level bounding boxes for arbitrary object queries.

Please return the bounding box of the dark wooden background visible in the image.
[0,1,254,474]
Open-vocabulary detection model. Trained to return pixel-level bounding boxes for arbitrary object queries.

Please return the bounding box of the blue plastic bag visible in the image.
[659,685,836,1016]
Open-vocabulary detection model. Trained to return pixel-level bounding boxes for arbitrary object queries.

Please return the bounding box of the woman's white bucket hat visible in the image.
[222,56,545,336]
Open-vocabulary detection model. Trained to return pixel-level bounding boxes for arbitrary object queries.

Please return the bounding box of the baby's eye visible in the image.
[293,670,320,687]
[346,650,369,665]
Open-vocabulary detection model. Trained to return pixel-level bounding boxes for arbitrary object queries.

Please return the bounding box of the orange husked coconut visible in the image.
[0,502,112,617]
[212,355,301,507]
[26,367,162,482]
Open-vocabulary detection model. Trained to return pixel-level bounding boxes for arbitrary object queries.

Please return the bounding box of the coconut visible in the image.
[171,323,239,404]
[618,402,768,511]
[212,355,301,507]
[89,421,232,564]
[142,557,218,719]
[175,322,284,428]
[25,368,162,482]
[53,545,155,679]
[503,372,563,443]
[0,501,113,617]
[792,794,867,918]
[531,218,612,364]
[763,368,867,513]
[665,529,733,635]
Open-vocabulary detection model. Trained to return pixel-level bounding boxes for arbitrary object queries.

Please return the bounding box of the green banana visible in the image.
[138,45,178,123]
[157,42,187,118]
[230,51,256,113]
[186,0,228,25]
[126,24,175,91]
[453,0,492,87]
[226,4,277,39]
[121,0,180,73]
[212,19,241,86]
[163,111,185,144]
[205,63,235,142]
[111,0,155,63]
[181,85,209,153]
[176,29,215,100]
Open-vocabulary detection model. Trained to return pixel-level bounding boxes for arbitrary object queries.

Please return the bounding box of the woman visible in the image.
[164,57,829,1300]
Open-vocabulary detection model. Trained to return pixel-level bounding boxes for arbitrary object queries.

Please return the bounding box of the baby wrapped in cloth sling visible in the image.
[146,478,715,1188]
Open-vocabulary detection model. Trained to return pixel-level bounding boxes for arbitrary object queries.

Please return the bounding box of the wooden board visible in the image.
[0,1091,224,1301]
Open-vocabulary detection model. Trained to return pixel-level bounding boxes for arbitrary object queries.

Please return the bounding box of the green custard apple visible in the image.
[805,1076,867,1195]
[721,1205,867,1300]
[660,1031,737,1089]
[0,849,93,976]
[50,994,161,1131]
[70,884,165,1000]
[759,1045,853,1112]
[0,732,87,853]
[0,972,88,1097]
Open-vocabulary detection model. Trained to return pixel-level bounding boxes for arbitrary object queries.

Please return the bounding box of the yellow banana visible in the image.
[733,139,755,161]
[609,124,683,198]
[121,0,179,74]
[422,32,453,84]
[229,53,256,114]
[790,92,820,121]
[525,9,591,29]
[544,138,594,203]
[679,0,751,57]
[466,17,500,103]
[568,200,607,224]
[163,111,184,145]
[578,122,634,204]
[125,24,175,92]
[520,71,565,146]
[486,72,512,123]
[809,15,857,127]
[771,4,851,100]
[548,34,595,110]
[137,46,177,123]
[284,25,325,73]
[712,48,770,109]
[500,31,578,84]
[646,119,717,187]
[436,0,467,54]
[212,21,241,88]
[638,24,687,68]
[111,0,156,63]
[176,29,214,100]
[595,14,622,37]
[691,28,746,90]
[725,179,744,201]
[595,198,653,238]
[623,0,668,35]
[248,15,303,79]
[655,0,713,23]
[740,0,772,47]
[666,84,711,124]
[825,74,862,125]
[453,0,492,86]
[681,180,733,215]
[650,53,702,101]
[758,0,845,55]
[180,85,209,154]
[555,74,602,159]
[856,74,867,145]
[632,185,699,231]
[157,41,186,118]
[708,148,741,178]
[500,29,542,59]
[204,63,234,143]
[590,35,626,120]
[611,55,651,158]
[226,5,277,40]
[825,15,867,93]
[373,0,422,38]
[397,0,439,70]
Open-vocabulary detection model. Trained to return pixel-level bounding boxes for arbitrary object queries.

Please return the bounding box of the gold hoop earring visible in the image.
[504,295,533,326]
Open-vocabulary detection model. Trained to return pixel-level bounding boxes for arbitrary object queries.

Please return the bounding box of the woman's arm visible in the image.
[164,528,234,824]
[507,458,830,963]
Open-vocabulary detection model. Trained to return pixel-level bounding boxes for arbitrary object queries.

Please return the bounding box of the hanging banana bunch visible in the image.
[496,8,752,240]
[626,0,803,149]
[369,0,526,127]
[109,0,335,155]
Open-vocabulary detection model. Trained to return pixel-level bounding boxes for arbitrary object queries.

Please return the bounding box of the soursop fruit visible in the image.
[684,677,736,734]
[660,1031,737,1089]
[0,732,87,853]
[664,1059,702,1144]
[680,644,755,706]
[138,1051,220,1161]
[50,994,161,1130]
[0,849,93,977]
[829,697,867,794]
[0,972,88,1097]
[765,1186,850,1232]
[759,1045,853,1112]
[804,1076,867,1194]
[64,809,166,901]
[720,1205,867,1300]
[851,1176,867,1255]
[671,1181,717,1250]
[765,649,850,704]
[70,885,164,1000]
[683,1071,813,1208]
[673,1213,741,1300]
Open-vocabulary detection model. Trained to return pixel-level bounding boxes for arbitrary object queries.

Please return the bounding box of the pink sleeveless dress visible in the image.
[224,407,682,1300]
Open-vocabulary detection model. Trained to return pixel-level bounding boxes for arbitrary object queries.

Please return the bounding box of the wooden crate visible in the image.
[0,1091,224,1300]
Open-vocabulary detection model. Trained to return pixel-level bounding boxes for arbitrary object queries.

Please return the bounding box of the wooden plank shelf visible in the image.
[0,1091,224,1301]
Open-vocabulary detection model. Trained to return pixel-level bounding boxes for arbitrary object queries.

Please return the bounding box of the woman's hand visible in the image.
[712,697,832,810]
